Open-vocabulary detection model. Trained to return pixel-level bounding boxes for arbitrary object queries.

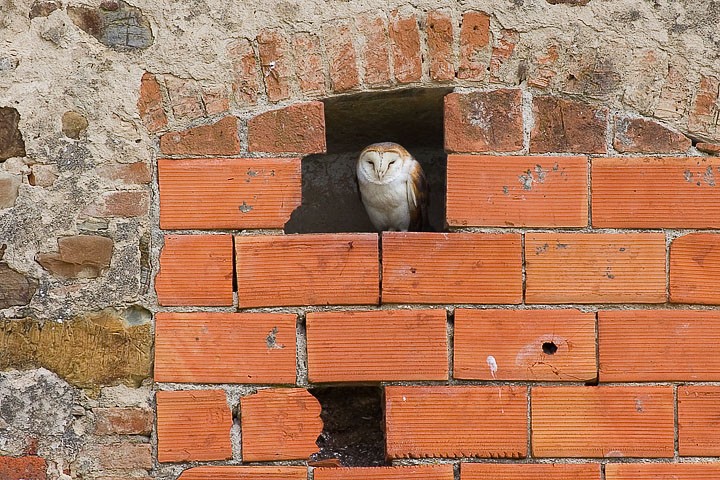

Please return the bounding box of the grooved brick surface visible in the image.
[306,309,448,382]
[678,386,720,456]
[178,466,307,480]
[155,312,296,384]
[670,233,720,304]
[605,463,720,479]
[592,157,720,228]
[447,155,588,227]
[599,310,720,381]
[156,390,233,463]
[461,463,602,479]
[315,465,455,480]
[159,116,240,156]
[235,233,379,308]
[454,309,596,381]
[525,233,666,304]
[382,232,522,304]
[531,386,675,458]
[155,234,234,306]
[247,101,326,154]
[240,388,322,461]
[158,157,301,230]
[385,385,528,459]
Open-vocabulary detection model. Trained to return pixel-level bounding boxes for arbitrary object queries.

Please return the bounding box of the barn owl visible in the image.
[356,142,428,232]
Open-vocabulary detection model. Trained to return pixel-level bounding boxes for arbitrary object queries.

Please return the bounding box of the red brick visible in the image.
[613,116,691,153]
[670,233,720,304]
[606,463,720,479]
[137,72,167,132]
[382,232,522,304]
[0,456,47,480]
[461,463,602,480]
[324,21,360,93]
[532,386,675,458]
[247,101,326,154]
[688,75,720,139]
[385,385,527,459]
[240,388,322,461]
[159,116,240,156]
[679,386,720,456]
[165,76,204,122]
[697,141,720,155]
[444,90,524,153]
[178,466,307,480]
[527,44,559,89]
[489,29,519,82]
[458,11,491,81]
[99,442,152,470]
[525,233,666,304]
[388,11,422,84]
[592,157,720,228]
[96,162,151,184]
[257,29,293,102]
[156,390,233,463]
[454,309,596,381]
[94,407,153,435]
[227,38,260,106]
[425,10,455,82]
[315,465,454,480]
[530,96,608,153]
[599,310,720,381]
[235,233,379,308]
[84,190,149,218]
[158,157,301,229]
[356,12,391,87]
[155,234,234,306]
[292,32,326,96]
[154,312,296,384]
[447,155,588,227]
[306,309,447,382]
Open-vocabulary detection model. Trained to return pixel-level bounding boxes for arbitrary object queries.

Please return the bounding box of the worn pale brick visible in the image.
[324,21,360,93]
[654,63,691,122]
[96,162,151,184]
[670,233,720,304]
[292,32,326,96]
[530,96,608,153]
[697,141,720,155]
[94,407,153,435]
[444,90,524,153]
[257,29,293,102]
[99,442,152,471]
[458,11,491,80]
[425,10,454,82]
[83,190,149,218]
[490,29,519,82]
[178,466,307,480]
[688,75,720,139]
[247,101,326,154]
[532,386,675,457]
[159,116,240,156]
[356,12,391,86]
[316,465,455,480]
[385,386,527,459]
[527,44,559,89]
[678,386,720,456]
[462,463,602,480]
[613,116,691,153]
[227,38,260,106]
[201,84,230,115]
[388,10,422,84]
[164,76,204,122]
[137,72,167,132]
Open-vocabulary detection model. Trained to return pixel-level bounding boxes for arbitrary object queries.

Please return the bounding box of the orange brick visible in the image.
[158,157,301,229]
[458,11,491,80]
[324,21,360,93]
[156,390,233,463]
[240,388,322,461]
[454,309,596,381]
[388,11,422,84]
[315,465,454,480]
[382,232,522,304]
[599,310,720,381]
[525,233,666,304]
[385,385,527,459]
[489,29,519,82]
[137,72,167,132]
[257,29,293,102]
[235,233,379,308]
[179,466,307,480]
[592,157,720,228]
[531,386,674,458]
[247,101,326,154]
[605,463,720,479]
[159,116,240,156]
[356,12,391,87]
[155,312,296,384]
[426,10,455,82]
[0,456,47,480]
[461,463,602,480]
[447,155,588,227]
[306,309,448,382]
[155,234,234,306]
[227,38,260,106]
[670,233,720,304]
[679,386,720,456]
[292,32,326,96]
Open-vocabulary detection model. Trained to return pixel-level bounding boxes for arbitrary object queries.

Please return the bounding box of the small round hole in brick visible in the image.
[542,341,558,355]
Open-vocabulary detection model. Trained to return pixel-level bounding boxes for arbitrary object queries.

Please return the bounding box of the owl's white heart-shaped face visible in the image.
[357,147,406,184]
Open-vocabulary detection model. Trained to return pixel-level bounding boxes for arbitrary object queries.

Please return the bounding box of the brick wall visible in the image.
[141,7,720,480]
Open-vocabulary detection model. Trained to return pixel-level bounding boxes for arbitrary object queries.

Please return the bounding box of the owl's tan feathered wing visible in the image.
[406,159,429,231]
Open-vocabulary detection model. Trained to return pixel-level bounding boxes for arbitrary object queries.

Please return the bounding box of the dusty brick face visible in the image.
[688,75,720,140]
[96,162,151,184]
[247,101,326,154]
[458,11,491,80]
[444,89,524,153]
[528,44,560,89]
[613,116,691,153]
[164,76,204,122]
[698,142,720,154]
[292,32,326,96]
[324,21,360,93]
[159,116,241,156]
[83,190,149,218]
[425,10,455,82]
[94,407,153,435]
[227,38,260,106]
[99,442,152,470]
[388,11,422,84]
[257,29,293,102]
[530,96,608,153]
[0,456,47,480]
[36,234,114,279]
[137,72,167,132]
[356,12,391,87]
[490,29,519,82]
[670,233,720,304]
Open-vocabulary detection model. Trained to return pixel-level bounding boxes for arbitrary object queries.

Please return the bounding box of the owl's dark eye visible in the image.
[388,160,396,166]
